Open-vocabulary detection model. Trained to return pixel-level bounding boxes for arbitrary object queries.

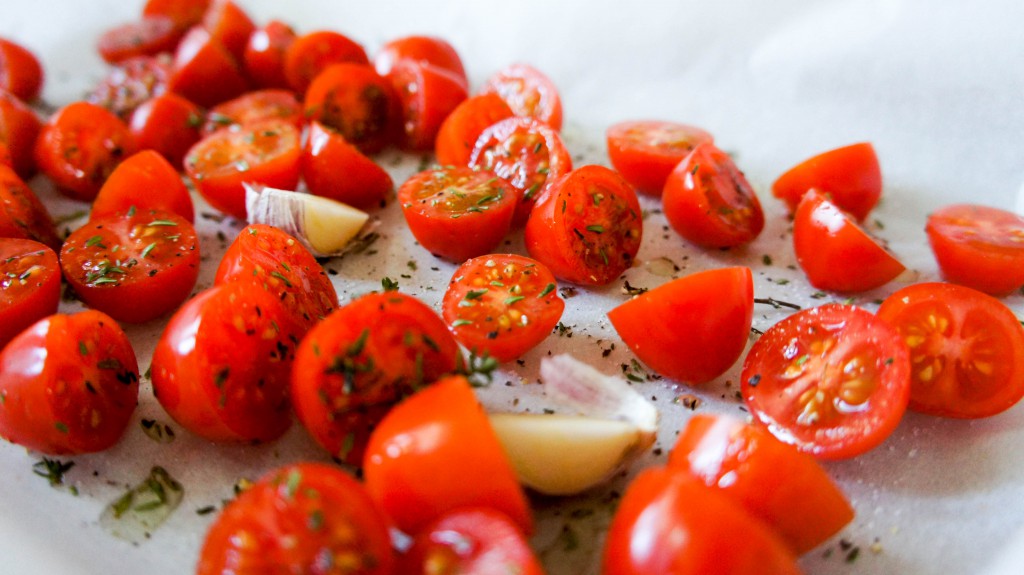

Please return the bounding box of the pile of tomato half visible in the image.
[2,1,1024,574]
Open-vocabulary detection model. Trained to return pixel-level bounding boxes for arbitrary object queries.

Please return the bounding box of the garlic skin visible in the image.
[245,184,369,257]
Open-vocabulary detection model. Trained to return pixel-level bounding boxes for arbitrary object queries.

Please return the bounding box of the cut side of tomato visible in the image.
[203,89,303,135]
[925,204,1024,296]
[87,54,172,120]
[479,63,562,131]
[0,239,60,350]
[97,16,182,64]
[772,142,881,221]
[304,63,399,155]
[606,120,714,196]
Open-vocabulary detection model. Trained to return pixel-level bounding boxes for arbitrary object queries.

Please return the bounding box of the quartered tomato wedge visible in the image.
[0,164,60,250]
[283,30,369,95]
[203,89,303,135]
[0,90,43,179]
[525,164,642,286]
[388,59,468,152]
[435,93,514,167]
[877,282,1024,418]
[662,143,764,249]
[442,254,564,362]
[398,166,517,262]
[87,54,172,120]
[0,239,60,350]
[91,150,195,223]
[243,19,296,90]
[374,35,467,86]
[304,62,400,155]
[773,142,881,221]
[0,310,139,455]
[793,189,905,292]
[925,204,1024,295]
[606,120,714,196]
[128,92,203,168]
[741,303,911,460]
[97,16,182,64]
[479,63,562,131]
[0,38,44,102]
[303,120,393,209]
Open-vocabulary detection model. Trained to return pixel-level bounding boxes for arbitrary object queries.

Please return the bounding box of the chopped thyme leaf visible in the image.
[464,289,487,300]
[33,458,75,486]
[504,295,525,305]
[141,242,157,258]
[538,283,556,297]
[451,319,473,327]
[269,271,293,287]
[381,277,400,291]
[586,224,605,233]
[84,235,106,249]
[147,219,178,227]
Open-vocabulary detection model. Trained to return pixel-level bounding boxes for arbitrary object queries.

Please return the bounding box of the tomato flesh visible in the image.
[606,120,714,196]
[479,63,562,131]
[925,204,1024,295]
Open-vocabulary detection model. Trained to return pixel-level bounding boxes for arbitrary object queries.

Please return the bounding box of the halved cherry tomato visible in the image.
[91,150,195,223]
[388,60,468,152]
[143,0,210,31]
[304,63,400,155]
[602,467,801,575]
[0,38,44,102]
[203,88,303,135]
[397,166,517,262]
[283,30,369,95]
[524,164,641,286]
[0,164,60,250]
[398,508,543,575]
[169,26,250,107]
[363,375,533,536]
[35,101,136,201]
[303,121,393,209]
[197,462,395,575]
[184,118,301,218]
[877,282,1024,418]
[925,204,1024,295]
[243,19,296,89]
[662,143,764,249]
[61,208,200,324]
[479,63,562,131]
[741,303,911,460]
[606,120,714,196]
[668,413,853,554]
[87,54,173,120]
[201,0,255,61]
[215,223,338,331]
[0,239,60,350]
[0,90,42,178]
[151,281,303,443]
[374,35,467,86]
[435,93,514,167]
[442,254,564,362]
[292,291,462,464]
[772,142,881,221]
[793,189,905,292]
[128,92,203,168]
[0,310,139,454]
[97,16,182,64]
[608,267,752,384]
[469,116,572,225]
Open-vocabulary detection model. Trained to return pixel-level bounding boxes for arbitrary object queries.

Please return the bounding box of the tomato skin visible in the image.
[663,143,764,249]
[608,267,753,384]
[363,375,533,536]
[91,150,195,223]
[397,166,517,262]
[602,467,801,575]
[442,254,565,362]
[668,413,853,554]
[925,204,1024,295]
[169,26,250,108]
[0,90,43,179]
[524,164,642,286]
[34,101,136,202]
[0,164,60,250]
[128,92,203,168]
[97,16,182,64]
[741,303,911,460]
[0,239,60,350]
[772,142,881,221]
[398,508,544,575]
[479,63,562,131]
[292,291,462,464]
[184,118,302,219]
[793,189,905,293]
[374,35,467,86]
[201,0,255,61]
[302,121,393,209]
[0,310,139,455]
[0,38,44,102]
[388,59,468,152]
[435,93,514,167]
[87,54,173,120]
[243,19,296,90]
[606,120,714,196]
[152,282,303,443]
[143,0,211,31]
[304,63,401,155]
[197,462,395,575]
[203,88,303,135]
[284,30,369,95]
[877,282,1024,418]
[61,208,200,324]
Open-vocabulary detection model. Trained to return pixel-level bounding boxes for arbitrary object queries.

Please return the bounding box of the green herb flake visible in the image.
[141,242,158,258]
[84,235,106,249]
[33,458,75,487]
[464,289,488,300]
[586,224,605,234]
[451,319,473,327]
[538,283,556,297]
[100,467,184,545]
[78,341,89,355]
[270,271,293,288]
[504,295,525,305]
[381,277,400,291]
[147,219,178,227]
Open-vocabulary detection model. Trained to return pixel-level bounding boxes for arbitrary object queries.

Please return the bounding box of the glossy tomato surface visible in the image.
[479,63,562,131]
[243,19,296,90]
[0,38,44,102]
[772,142,881,221]
[435,93,514,167]
[877,282,1024,418]
[0,164,60,250]
[0,310,139,454]
[97,16,181,64]
[168,27,249,108]
[304,63,399,155]
[606,120,714,196]
[0,90,43,178]
[203,88,303,135]
[86,54,172,120]
[283,30,369,95]
[925,204,1024,295]
[388,59,468,151]
[374,35,467,85]
[0,239,60,350]
[741,303,911,459]
[303,121,393,209]
[128,92,203,168]
[91,150,195,223]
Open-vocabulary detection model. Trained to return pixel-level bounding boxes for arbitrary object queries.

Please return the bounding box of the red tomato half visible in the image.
[143,0,210,30]
[0,38,44,102]
[169,26,250,108]
[772,142,881,221]
[302,121,394,209]
[152,282,303,443]
[374,35,467,86]
[97,17,182,64]
[363,375,533,536]
[741,303,911,460]
[608,267,753,384]
[91,150,195,223]
[877,282,1024,418]
[0,239,60,350]
[442,254,564,362]
[243,20,296,90]
[304,63,400,155]
[0,90,43,178]
[524,164,642,286]
[602,467,801,575]
[397,166,517,262]
[435,93,514,167]
[0,310,139,454]
[87,54,172,120]
[201,0,255,61]
[128,92,204,168]
[398,508,543,575]
[925,204,1024,295]
[479,63,562,131]
[61,208,200,324]
[283,30,369,95]
[203,89,303,135]
[606,120,714,196]
[663,143,764,249]
[388,60,468,152]
[0,164,60,250]
[668,413,853,554]
[197,462,395,575]
[793,189,905,292]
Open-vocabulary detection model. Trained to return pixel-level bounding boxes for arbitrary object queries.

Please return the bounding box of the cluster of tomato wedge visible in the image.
[3,0,1024,573]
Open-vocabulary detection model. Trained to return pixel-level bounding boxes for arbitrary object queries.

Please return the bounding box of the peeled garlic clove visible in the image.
[245,184,369,257]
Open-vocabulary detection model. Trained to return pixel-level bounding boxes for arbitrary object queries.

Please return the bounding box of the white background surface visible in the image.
[1,0,1023,573]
